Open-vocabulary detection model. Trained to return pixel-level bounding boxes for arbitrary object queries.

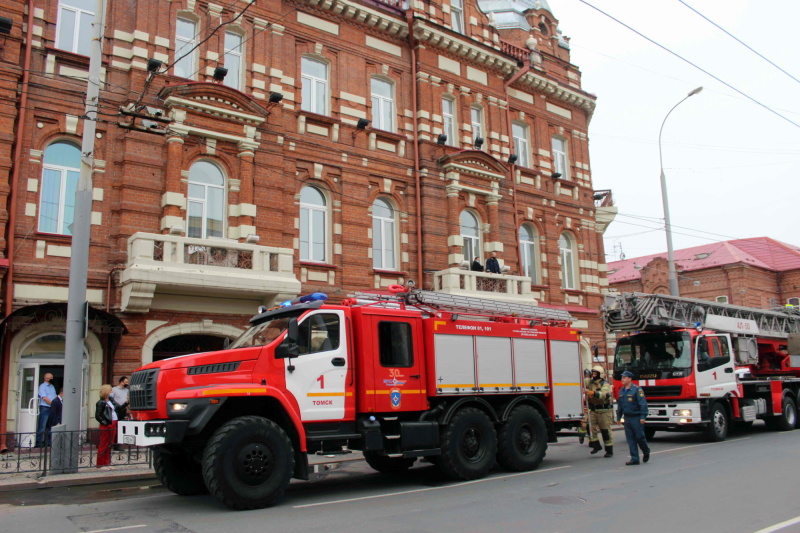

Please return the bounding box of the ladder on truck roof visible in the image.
[602,292,800,338]
[350,289,574,325]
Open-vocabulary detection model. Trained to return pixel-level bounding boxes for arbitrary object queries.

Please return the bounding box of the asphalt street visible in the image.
[1,423,799,533]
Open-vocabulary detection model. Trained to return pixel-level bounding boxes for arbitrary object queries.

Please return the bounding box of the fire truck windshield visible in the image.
[614,332,692,375]
[229,317,292,349]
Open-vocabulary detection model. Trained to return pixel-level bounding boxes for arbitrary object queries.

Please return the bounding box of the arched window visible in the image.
[559,232,577,289]
[187,161,225,239]
[371,78,395,132]
[460,211,481,264]
[372,198,396,270]
[520,224,539,283]
[300,186,327,262]
[39,141,81,235]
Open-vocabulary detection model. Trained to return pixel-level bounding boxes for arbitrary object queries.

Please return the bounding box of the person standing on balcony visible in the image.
[470,257,484,272]
[485,251,501,274]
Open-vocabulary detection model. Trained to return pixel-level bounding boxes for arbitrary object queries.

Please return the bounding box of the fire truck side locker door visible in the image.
[549,338,583,420]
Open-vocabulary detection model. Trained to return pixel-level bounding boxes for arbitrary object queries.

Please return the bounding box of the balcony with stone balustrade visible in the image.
[119,232,301,313]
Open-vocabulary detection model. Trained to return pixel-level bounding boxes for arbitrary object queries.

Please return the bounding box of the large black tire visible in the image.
[202,416,294,510]
[644,427,657,441]
[363,451,416,473]
[153,447,208,496]
[704,403,729,442]
[774,395,797,431]
[496,405,547,472]
[438,407,497,481]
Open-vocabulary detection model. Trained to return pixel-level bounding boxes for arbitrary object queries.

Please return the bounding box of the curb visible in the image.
[0,470,158,493]
[0,453,366,493]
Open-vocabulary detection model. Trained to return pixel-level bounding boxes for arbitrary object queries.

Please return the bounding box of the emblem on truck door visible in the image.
[391,389,401,409]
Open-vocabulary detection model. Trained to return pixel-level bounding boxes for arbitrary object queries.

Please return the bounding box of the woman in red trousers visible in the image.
[95,384,118,467]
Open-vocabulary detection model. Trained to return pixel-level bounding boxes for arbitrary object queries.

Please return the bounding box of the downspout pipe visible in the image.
[504,62,530,278]
[1,0,35,452]
[406,10,423,288]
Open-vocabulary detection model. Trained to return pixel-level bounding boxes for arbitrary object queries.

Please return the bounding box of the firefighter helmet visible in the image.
[591,365,605,378]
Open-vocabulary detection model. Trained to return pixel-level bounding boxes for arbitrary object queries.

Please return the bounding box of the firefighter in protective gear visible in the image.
[586,365,614,457]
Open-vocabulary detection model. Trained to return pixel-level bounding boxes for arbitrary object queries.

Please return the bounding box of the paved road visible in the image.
[2,424,799,533]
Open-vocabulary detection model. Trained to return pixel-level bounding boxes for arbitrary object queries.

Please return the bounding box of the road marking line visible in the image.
[84,526,148,533]
[754,515,800,533]
[651,437,751,455]
[293,465,572,508]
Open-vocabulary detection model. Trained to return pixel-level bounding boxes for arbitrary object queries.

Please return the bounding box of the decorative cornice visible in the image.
[164,96,266,126]
[412,20,517,76]
[519,71,597,118]
[297,0,409,38]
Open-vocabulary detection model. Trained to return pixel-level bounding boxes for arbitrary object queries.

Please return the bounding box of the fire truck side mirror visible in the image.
[276,319,300,359]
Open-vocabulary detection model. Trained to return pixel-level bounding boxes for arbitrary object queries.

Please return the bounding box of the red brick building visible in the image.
[608,237,800,308]
[0,0,615,439]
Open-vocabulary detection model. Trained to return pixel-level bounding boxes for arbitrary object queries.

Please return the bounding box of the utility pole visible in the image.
[58,0,107,473]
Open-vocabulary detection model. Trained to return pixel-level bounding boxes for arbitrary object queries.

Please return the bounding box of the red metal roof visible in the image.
[608,237,800,283]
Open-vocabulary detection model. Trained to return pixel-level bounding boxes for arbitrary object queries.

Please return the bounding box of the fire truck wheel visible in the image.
[496,405,547,472]
[153,447,208,496]
[644,427,657,441]
[438,407,497,480]
[363,451,416,473]
[202,416,295,510]
[704,403,729,442]
[775,395,797,432]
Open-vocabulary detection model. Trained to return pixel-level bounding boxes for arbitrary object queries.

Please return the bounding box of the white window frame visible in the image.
[56,0,95,55]
[442,97,456,146]
[552,136,569,179]
[559,233,577,290]
[512,122,530,167]
[371,78,395,132]
[301,57,329,116]
[451,0,465,34]
[716,296,729,304]
[471,106,484,148]
[186,161,226,240]
[39,142,81,235]
[372,198,397,270]
[300,186,328,263]
[460,210,481,264]
[223,30,244,91]
[174,16,198,79]
[520,224,539,284]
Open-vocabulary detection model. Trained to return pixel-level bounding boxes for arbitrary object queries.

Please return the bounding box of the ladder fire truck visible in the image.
[119,287,584,510]
[603,292,800,441]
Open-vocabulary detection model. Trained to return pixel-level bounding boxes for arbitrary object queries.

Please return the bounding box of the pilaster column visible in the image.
[163,134,185,233]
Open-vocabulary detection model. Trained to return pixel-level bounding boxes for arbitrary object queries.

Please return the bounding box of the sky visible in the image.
[547,0,800,263]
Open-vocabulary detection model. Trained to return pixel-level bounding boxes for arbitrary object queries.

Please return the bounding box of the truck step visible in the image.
[384,435,401,440]
[382,417,399,421]
[387,453,404,458]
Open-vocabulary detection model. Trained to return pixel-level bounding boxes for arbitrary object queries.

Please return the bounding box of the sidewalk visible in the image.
[0,451,365,493]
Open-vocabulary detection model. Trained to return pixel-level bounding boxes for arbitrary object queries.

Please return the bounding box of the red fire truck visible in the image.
[603,293,800,441]
[119,287,584,510]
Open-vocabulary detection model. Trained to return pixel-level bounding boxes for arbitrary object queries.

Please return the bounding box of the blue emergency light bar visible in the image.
[279,292,328,307]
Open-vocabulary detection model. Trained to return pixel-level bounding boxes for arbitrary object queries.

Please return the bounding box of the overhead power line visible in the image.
[677,0,800,88]
[576,0,800,130]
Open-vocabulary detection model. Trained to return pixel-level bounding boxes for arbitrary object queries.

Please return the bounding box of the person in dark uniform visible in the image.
[470,257,484,272]
[617,370,650,465]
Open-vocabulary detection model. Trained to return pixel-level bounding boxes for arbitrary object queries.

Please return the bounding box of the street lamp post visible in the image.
[658,86,702,297]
